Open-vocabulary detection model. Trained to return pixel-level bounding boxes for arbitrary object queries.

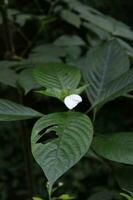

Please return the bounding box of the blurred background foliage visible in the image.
[0,0,133,199]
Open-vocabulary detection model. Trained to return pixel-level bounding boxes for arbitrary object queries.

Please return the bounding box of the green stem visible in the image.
[92,108,97,124]
[47,183,53,200]
[123,94,133,99]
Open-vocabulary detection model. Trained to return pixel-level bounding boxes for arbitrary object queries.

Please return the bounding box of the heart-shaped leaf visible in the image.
[31,112,93,190]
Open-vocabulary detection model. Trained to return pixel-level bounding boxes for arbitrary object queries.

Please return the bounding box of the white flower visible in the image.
[64,94,82,110]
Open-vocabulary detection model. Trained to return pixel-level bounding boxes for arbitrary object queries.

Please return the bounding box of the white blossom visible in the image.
[64,94,82,110]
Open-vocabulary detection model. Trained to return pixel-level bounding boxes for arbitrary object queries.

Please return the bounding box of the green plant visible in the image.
[1,0,133,200]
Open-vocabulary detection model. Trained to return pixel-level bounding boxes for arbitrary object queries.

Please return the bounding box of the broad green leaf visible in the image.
[70,1,133,40]
[31,112,93,189]
[0,68,18,88]
[61,10,81,28]
[54,35,85,46]
[94,69,133,107]
[31,44,66,58]
[93,133,133,165]
[81,40,131,108]
[0,99,43,121]
[33,63,81,90]
[18,69,40,94]
[83,22,112,40]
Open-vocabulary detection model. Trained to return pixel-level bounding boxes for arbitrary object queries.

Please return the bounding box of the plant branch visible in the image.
[17,90,36,199]
[1,0,16,59]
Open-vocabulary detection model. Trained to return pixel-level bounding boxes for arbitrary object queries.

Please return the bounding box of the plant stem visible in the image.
[1,0,16,59]
[92,109,97,124]
[21,17,56,57]
[47,183,53,200]
[21,121,35,198]
[17,90,36,199]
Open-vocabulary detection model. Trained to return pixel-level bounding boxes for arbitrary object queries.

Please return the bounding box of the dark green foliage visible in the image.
[1,0,133,200]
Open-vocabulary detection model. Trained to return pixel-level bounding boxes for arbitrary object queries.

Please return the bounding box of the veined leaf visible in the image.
[93,133,133,165]
[33,63,81,90]
[94,69,133,107]
[0,99,43,121]
[81,40,131,109]
[31,112,93,189]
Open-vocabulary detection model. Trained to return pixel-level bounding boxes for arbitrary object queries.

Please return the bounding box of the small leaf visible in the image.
[56,194,74,200]
[37,88,62,99]
[93,133,133,165]
[0,99,43,121]
[36,85,86,102]
[61,10,81,28]
[31,112,93,189]
[54,35,85,46]
[18,69,40,94]
[33,63,81,90]
[32,197,44,200]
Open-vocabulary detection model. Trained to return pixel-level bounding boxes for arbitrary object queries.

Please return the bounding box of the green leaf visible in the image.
[93,133,133,165]
[83,22,112,40]
[31,44,66,58]
[54,35,85,46]
[82,40,131,109]
[61,10,81,28]
[31,112,93,189]
[54,194,74,200]
[116,38,133,57]
[95,69,133,107]
[36,88,62,99]
[0,99,43,121]
[116,166,133,193]
[0,68,18,88]
[18,69,40,94]
[32,197,44,200]
[120,193,133,200]
[70,1,133,40]
[36,85,87,101]
[33,63,81,90]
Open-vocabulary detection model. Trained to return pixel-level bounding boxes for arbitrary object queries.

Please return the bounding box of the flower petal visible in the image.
[64,94,82,110]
